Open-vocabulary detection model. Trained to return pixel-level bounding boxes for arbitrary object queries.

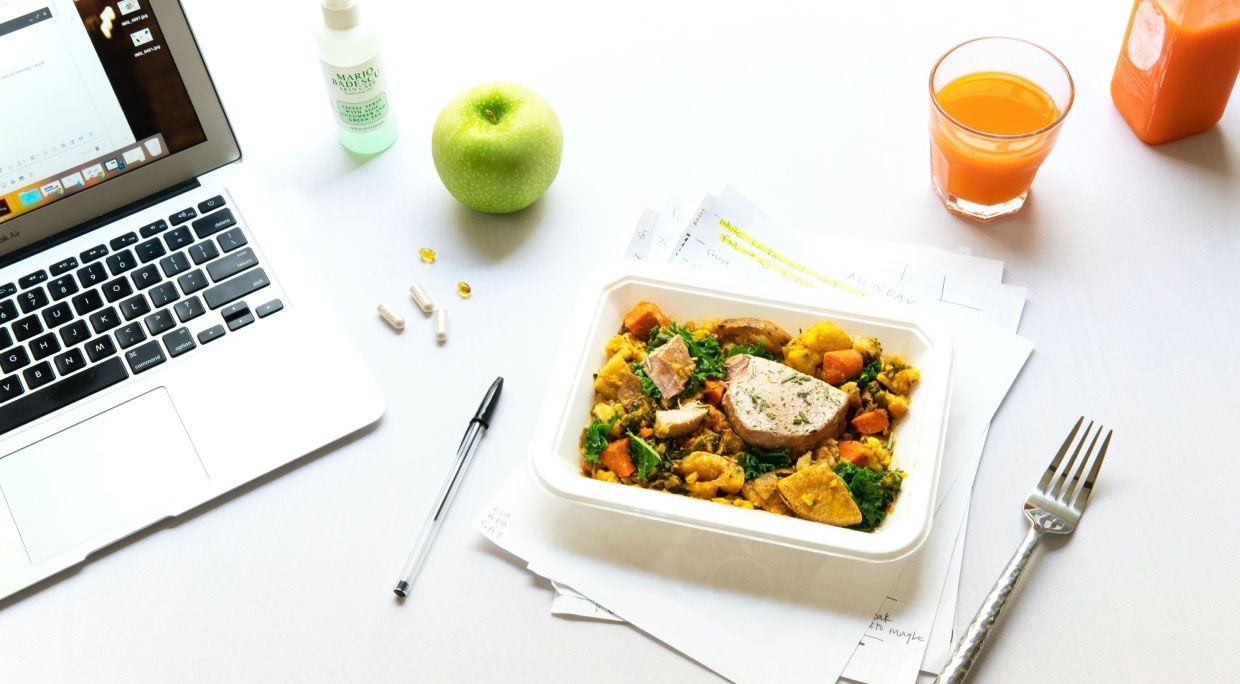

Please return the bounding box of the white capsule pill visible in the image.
[377,304,405,332]
[409,282,434,314]
[433,307,448,343]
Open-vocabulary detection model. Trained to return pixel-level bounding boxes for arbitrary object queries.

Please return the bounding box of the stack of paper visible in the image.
[474,188,1033,683]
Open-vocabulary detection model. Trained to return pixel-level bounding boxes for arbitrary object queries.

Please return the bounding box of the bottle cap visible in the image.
[322,0,359,30]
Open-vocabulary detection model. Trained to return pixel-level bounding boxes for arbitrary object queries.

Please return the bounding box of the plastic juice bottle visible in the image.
[1111,0,1240,144]
[316,0,399,154]
[931,71,1063,206]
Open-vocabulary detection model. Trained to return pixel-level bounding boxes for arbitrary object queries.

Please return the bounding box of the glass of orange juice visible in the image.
[929,37,1074,221]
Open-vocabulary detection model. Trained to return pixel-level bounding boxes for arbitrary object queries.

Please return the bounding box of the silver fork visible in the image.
[937,417,1113,683]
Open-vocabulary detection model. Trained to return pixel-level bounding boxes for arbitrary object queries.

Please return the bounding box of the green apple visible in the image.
[431,82,563,214]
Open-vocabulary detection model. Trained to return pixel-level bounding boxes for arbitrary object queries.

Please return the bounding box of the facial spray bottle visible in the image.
[316,0,398,154]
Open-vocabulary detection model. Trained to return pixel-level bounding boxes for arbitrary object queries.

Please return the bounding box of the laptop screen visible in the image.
[0,0,206,226]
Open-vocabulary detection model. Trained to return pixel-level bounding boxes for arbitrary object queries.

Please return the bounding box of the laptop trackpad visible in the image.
[0,388,207,563]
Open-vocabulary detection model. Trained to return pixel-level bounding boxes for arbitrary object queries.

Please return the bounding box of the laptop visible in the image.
[0,0,384,599]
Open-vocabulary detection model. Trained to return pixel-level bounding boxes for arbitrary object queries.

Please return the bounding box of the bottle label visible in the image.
[1126,0,1165,71]
[321,56,391,133]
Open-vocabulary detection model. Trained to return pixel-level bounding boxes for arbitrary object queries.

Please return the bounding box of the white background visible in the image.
[1,0,1238,682]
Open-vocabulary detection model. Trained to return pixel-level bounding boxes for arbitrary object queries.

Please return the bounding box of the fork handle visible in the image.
[937,525,1044,684]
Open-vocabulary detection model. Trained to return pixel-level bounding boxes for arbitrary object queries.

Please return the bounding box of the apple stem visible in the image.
[484,108,498,125]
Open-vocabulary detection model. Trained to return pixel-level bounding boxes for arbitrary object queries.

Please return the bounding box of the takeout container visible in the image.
[529,261,953,563]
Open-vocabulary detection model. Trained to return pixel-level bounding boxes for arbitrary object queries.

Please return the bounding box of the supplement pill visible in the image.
[419,247,436,264]
[456,281,472,298]
[409,283,434,314]
[433,307,448,343]
[377,304,405,332]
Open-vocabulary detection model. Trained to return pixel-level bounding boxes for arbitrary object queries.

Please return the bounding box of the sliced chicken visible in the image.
[653,404,709,439]
[642,334,695,400]
[720,354,849,452]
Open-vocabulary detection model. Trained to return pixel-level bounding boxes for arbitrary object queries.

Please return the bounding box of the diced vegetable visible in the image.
[701,379,725,405]
[820,349,864,385]
[599,438,635,478]
[851,409,890,435]
[838,440,869,466]
[623,301,670,340]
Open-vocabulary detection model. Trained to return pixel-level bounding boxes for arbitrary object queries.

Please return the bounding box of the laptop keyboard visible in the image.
[0,193,283,436]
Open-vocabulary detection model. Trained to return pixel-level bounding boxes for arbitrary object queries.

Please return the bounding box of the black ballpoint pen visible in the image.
[393,376,503,599]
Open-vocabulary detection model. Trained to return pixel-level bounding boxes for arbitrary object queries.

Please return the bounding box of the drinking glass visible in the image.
[929,37,1074,221]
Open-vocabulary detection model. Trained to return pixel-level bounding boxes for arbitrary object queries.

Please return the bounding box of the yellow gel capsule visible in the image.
[419,247,436,264]
[456,281,472,298]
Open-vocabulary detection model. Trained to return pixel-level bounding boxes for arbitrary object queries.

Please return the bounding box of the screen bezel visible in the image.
[0,0,240,258]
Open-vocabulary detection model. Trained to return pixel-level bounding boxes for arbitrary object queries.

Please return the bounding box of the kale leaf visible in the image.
[855,359,882,388]
[582,417,618,464]
[725,343,779,361]
[833,461,905,531]
[742,446,793,480]
[627,432,663,479]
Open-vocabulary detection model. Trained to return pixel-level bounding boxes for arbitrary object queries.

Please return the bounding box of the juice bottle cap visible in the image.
[322,0,359,30]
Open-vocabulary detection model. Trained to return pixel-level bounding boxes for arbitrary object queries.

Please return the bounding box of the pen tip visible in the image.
[394,581,409,599]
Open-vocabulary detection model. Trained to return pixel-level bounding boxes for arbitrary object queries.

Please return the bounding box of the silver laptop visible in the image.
[0,0,384,599]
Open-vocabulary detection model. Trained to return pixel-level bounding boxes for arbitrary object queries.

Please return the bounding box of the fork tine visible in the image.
[1059,424,1101,503]
[1037,416,1083,492]
[1070,428,1112,511]
[1049,420,1093,499]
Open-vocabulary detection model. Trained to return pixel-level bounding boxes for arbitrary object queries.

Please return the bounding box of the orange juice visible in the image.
[930,71,1065,208]
[1111,0,1240,144]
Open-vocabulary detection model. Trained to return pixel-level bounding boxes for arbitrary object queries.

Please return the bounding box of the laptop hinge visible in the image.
[0,178,202,270]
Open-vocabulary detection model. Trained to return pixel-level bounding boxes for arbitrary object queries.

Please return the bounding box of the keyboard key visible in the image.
[256,299,284,318]
[0,283,15,297]
[120,294,151,321]
[0,299,17,324]
[163,327,196,357]
[174,296,205,323]
[135,238,166,263]
[29,333,60,360]
[19,270,47,289]
[164,226,193,250]
[197,324,226,345]
[189,241,220,265]
[227,312,255,331]
[0,358,128,436]
[206,247,258,282]
[0,374,22,403]
[148,282,179,307]
[106,249,136,275]
[178,269,208,295]
[159,251,191,278]
[102,277,134,302]
[131,264,162,290]
[139,219,168,238]
[203,268,269,309]
[41,302,72,328]
[23,361,55,390]
[72,289,104,315]
[47,275,78,300]
[60,320,90,347]
[84,336,117,362]
[2,346,30,373]
[49,257,78,276]
[144,309,175,335]
[198,195,226,213]
[110,232,138,250]
[169,208,197,225]
[221,302,253,331]
[192,208,236,239]
[18,287,49,313]
[80,245,108,263]
[115,323,146,349]
[124,340,165,374]
[217,227,248,253]
[12,315,42,342]
[54,348,86,376]
[77,261,109,288]
[89,306,121,334]
[0,328,9,349]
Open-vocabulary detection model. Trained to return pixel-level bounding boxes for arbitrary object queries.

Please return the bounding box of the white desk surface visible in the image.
[3,0,1238,681]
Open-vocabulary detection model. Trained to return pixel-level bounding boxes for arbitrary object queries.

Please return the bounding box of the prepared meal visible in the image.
[579,301,921,531]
